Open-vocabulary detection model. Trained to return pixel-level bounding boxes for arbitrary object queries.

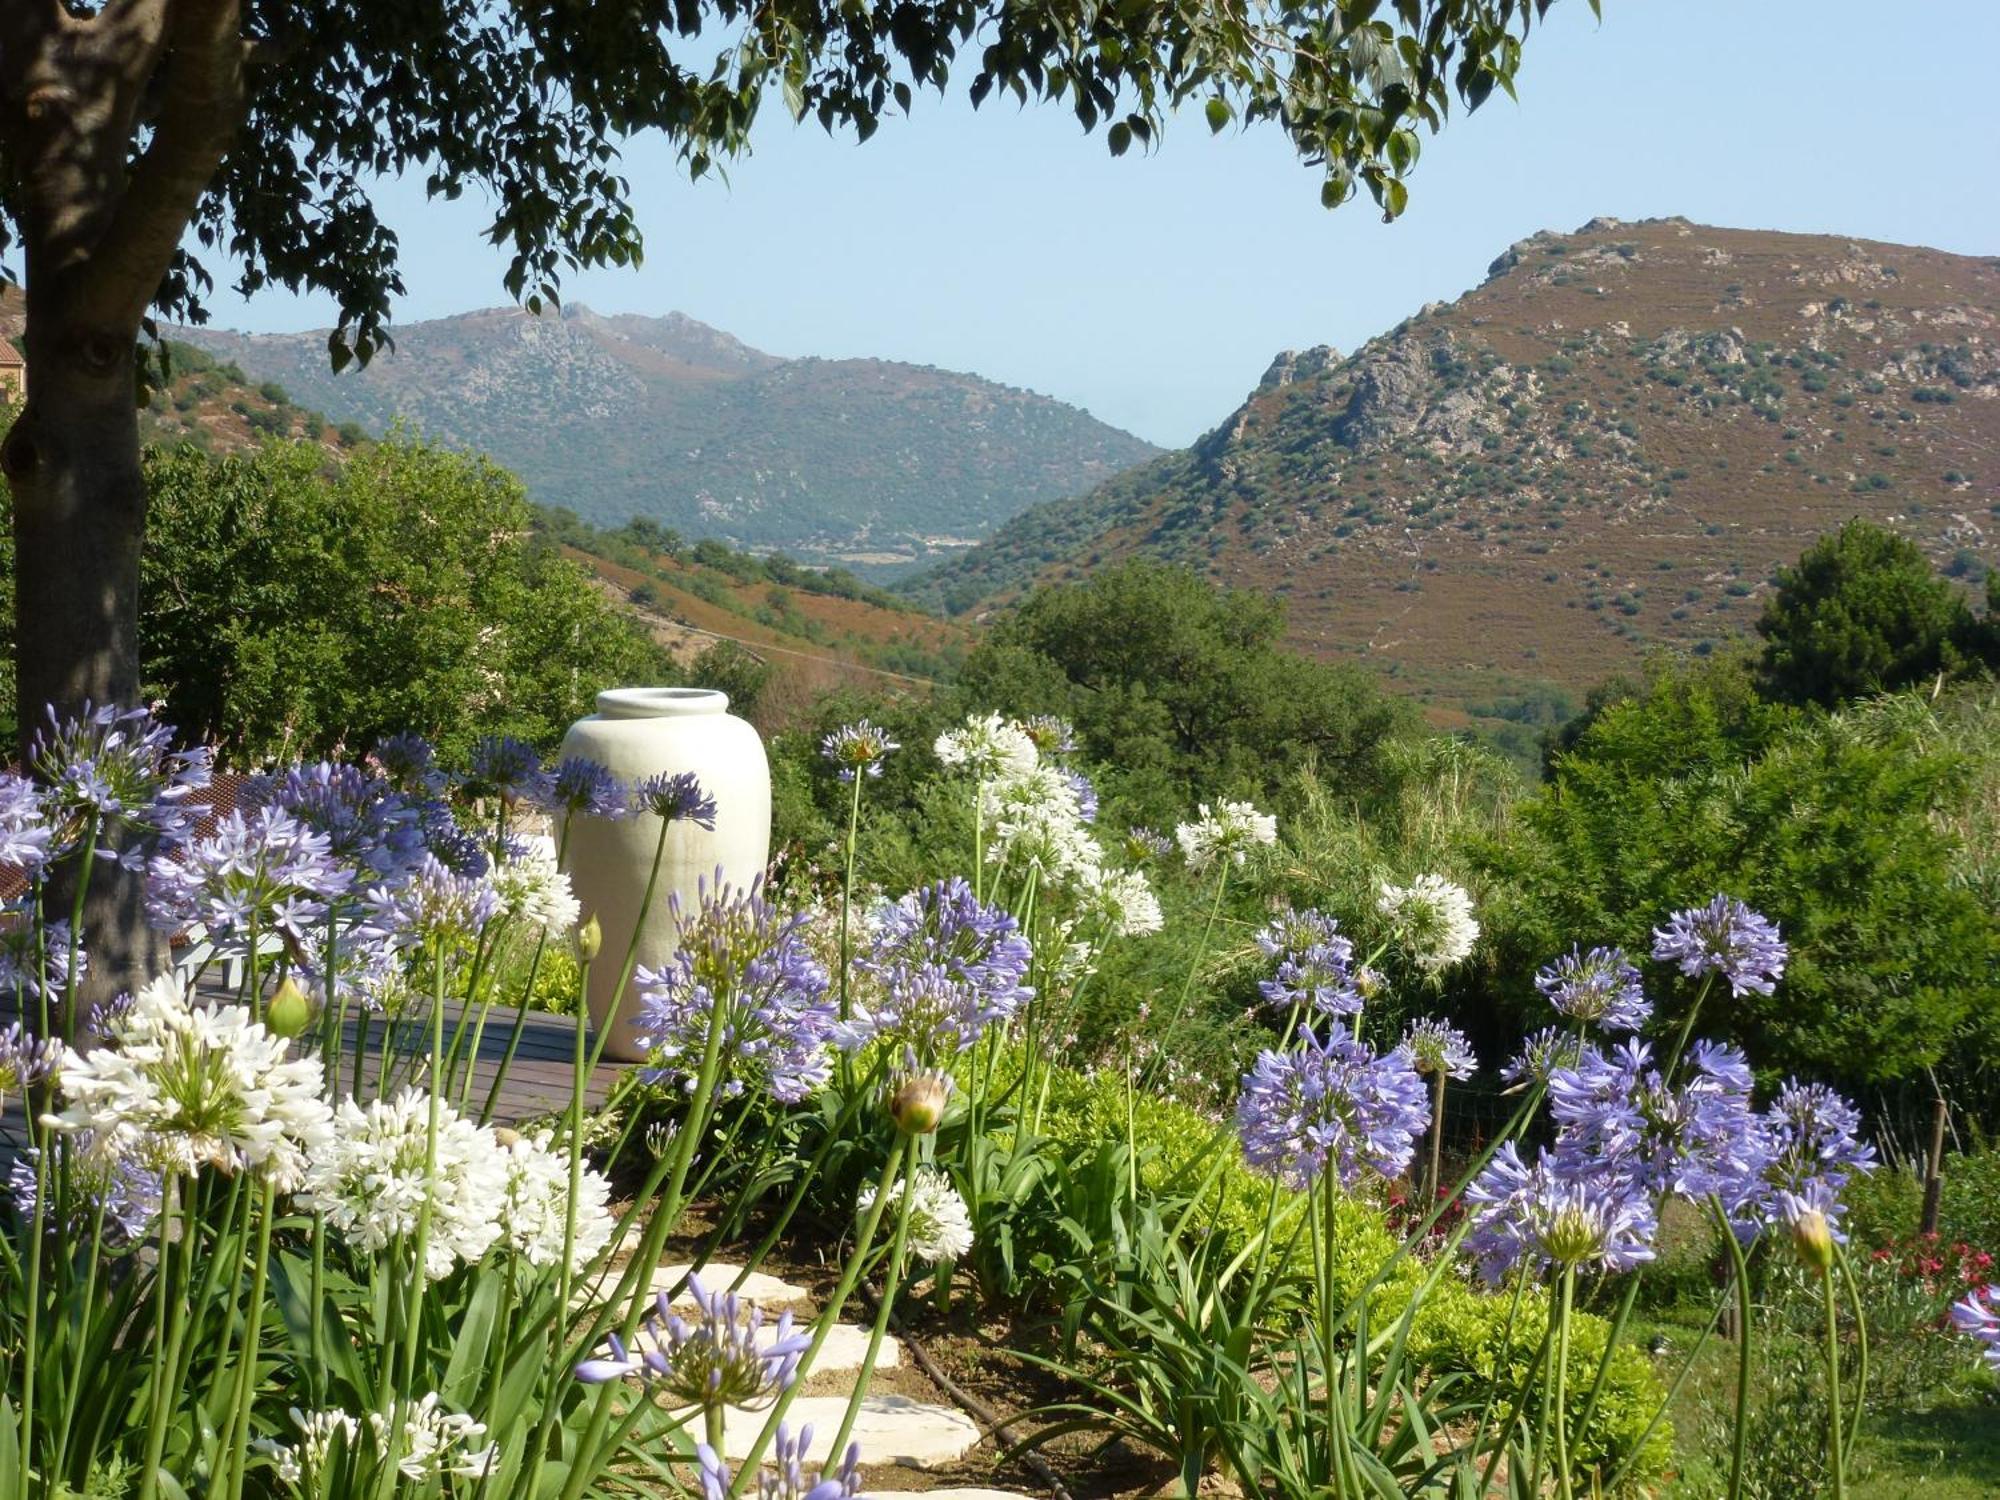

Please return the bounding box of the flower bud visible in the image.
[493,1127,523,1149]
[1791,1207,1835,1270]
[886,1069,952,1136]
[265,975,313,1038]
[575,913,603,963]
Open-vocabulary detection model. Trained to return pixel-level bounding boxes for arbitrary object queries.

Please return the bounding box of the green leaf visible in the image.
[1107,121,1132,156]
[1205,97,1232,133]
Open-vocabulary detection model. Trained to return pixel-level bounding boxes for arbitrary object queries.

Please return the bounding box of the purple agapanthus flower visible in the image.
[1501,1025,1583,1089]
[10,1129,162,1242]
[1253,907,1345,961]
[1464,1142,1659,1282]
[370,732,447,796]
[27,702,211,862]
[463,734,554,806]
[820,721,900,783]
[0,1022,62,1100]
[1123,827,1174,863]
[577,1273,809,1410]
[1063,770,1099,824]
[244,761,429,884]
[365,854,498,951]
[1547,1036,1767,1207]
[834,877,1033,1062]
[1952,1285,2000,1372]
[1021,716,1078,758]
[418,801,490,878]
[634,879,836,1102]
[144,806,353,955]
[1741,1079,1875,1239]
[1235,1024,1431,1190]
[1535,945,1652,1033]
[0,774,55,876]
[542,757,631,820]
[1400,1018,1477,1080]
[697,1422,860,1500]
[1259,938,1362,1017]
[0,914,84,1001]
[635,771,718,830]
[1652,894,1787,998]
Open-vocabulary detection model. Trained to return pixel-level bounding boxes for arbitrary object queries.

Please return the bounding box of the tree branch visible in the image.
[81,0,244,328]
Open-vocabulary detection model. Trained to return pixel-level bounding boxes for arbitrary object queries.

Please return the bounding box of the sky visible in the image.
[214,0,2000,448]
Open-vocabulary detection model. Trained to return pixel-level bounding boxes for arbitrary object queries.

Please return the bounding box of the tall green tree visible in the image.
[1756,518,1979,707]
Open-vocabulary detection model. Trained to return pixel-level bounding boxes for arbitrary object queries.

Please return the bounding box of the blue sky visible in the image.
[220,0,2000,447]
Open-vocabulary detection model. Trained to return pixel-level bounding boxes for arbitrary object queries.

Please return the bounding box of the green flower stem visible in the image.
[1822,1260,1847,1500]
[1461,1264,1534,1468]
[585,815,675,1085]
[838,772,863,1021]
[1552,1265,1577,1500]
[825,1143,918,1460]
[1144,864,1230,1086]
[1607,1288,1732,1493]
[1661,971,1718,1084]
[137,1172,183,1500]
[385,948,450,1489]
[729,1136,912,1493]
[221,1179,278,1499]
[482,822,574,1120]
[1712,1200,1757,1500]
[1424,1069,1448,1209]
[1478,1309,1554,1497]
[1838,1245,1868,1472]
[19,1121,48,1490]
[52,1194,111,1486]
[61,810,97,1045]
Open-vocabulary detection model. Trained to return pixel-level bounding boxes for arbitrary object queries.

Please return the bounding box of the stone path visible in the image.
[596,1261,1038,1496]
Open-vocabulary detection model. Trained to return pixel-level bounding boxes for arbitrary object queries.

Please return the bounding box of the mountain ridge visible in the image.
[180,302,1160,571]
[907,216,2000,722]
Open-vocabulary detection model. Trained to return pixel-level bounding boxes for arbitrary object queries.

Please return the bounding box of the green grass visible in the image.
[1632,1307,2000,1497]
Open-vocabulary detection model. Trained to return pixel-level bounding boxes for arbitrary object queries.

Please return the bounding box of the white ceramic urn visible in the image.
[556,687,771,1061]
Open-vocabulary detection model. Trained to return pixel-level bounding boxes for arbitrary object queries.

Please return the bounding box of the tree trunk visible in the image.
[4,266,165,999]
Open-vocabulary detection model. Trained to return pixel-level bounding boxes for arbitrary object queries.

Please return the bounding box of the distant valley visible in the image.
[180,305,1158,574]
[910,217,2000,728]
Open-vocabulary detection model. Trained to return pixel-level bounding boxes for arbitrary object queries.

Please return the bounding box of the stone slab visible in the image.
[717,1394,981,1467]
[653,1261,813,1308]
[861,1491,1035,1499]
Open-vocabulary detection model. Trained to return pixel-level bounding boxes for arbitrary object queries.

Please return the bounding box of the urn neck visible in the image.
[595,687,731,719]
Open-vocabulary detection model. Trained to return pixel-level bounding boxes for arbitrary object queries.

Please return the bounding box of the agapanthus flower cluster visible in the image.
[365,854,499,953]
[820,720,900,782]
[489,839,582,940]
[1400,1018,1477,1080]
[0,913,84,1001]
[1021,715,1077,758]
[1377,874,1480,973]
[245,761,430,884]
[1535,945,1651,1033]
[635,880,836,1102]
[1123,827,1174,863]
[464,734,555,806]
[253,1407,361,1489]
[0,1021,61,1101]
[635,770,719,829]
[1546,1037,1762,1207]
[1951,1285,2000,1371]
[981,764,1100,886]
[495,1128,615,1270]
[1652,894,1787,998]
[934,712,1037,780]
[1074,864,1164,939]
[0,773,54,877]
[47,974,331,1187]
[27,701,211,859]
[1257,910,1361,1017]
[1464,1143,1660,1281]
[298,1089,509,1279]
[856,1167,975,1263]
[1501,1025,1583,1088]
[697,1423,860,1500]
[1175,800,1278,872]
[1235,1024,1430,1190]
[144,805,353,956]
[577,1273,808,1409]
[371,732,447,796]
[836,878,1033,1062]
[542,756,632,820]
[1064,769,1099,824]
[9,1128,163,1242]
[1745,1079,1877,1241]
[375,1394,498,1481]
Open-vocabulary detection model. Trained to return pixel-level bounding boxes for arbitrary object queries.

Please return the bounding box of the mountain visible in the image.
[179,304,1159,571]
[909,217,2000,723]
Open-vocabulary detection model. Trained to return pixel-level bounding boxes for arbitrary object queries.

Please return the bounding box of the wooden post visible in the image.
[1919,1095,1948,1237]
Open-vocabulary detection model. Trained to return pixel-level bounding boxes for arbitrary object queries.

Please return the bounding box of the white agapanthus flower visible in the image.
[1174,800,1278,872]
[491,840,581,939]
[252,1407,361,1489]
[935,713,1037,781]
[497,1128,614,1270]
[1076,864,1164,938]
[298,1089,508,1279]
[372,1393,497,1481]
[47,973,332,1188]
[981,764,1099,886]
[857,1167,974,1264]
[1378,874,1481,973]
